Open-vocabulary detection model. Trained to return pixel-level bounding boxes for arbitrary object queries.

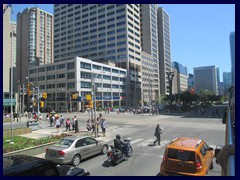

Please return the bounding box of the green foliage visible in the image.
[3,134,70,153]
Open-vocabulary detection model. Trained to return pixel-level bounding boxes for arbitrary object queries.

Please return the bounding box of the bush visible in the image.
[3,134,72,153]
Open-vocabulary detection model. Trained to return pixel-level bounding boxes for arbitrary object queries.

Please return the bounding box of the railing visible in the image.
[226,86,235,176]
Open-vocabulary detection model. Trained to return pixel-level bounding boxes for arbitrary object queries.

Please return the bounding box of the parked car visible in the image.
[160,137,214,176]
[45,136,108,166]
[3,155,90,176]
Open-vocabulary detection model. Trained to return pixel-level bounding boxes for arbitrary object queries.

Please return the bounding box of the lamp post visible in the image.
[9,4,14,144]
[91,74,97,138]
[62,89,72,113]
[166,72,174,114]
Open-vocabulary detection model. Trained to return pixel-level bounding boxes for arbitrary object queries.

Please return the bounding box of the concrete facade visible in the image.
[16,7,54,86]
[28,57,127,112]
[53,4,160,107]
[140,4,160,105]
[157,7,172,96]
[194,66,218,95]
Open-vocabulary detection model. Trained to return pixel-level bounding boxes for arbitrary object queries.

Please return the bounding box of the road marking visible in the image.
[130,138,144,145]
[138,139,170,148]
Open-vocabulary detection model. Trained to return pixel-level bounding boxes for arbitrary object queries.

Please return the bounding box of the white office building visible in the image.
[28,57,127,112]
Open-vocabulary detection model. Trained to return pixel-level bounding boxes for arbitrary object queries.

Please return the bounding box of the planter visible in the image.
[3,141,57,158]
[3,128,32,138]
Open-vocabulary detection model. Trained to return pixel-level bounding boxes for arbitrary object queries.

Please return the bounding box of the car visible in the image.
[160,137,214,176]
[3,155,90,176]
[45,136,108,166]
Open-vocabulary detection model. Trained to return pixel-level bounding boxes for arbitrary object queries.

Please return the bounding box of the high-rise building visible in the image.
[3,4,17,112]
[194,66,218,95]
[157,7,172,95]
[188,74,194,90]
[53,4,160,106]
[140,4,160,106]
[172,61,188,94]
[223,72,232,94]
[229,31,235,86]
[16,7,54,85]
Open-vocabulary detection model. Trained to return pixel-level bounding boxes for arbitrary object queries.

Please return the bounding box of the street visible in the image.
[4,111,225,176]
[75,112,224,176]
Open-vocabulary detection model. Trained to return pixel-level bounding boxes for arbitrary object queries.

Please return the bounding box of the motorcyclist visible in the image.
[114,134,129,157]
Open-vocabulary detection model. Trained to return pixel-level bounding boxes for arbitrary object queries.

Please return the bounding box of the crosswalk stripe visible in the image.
[130,138,144,145]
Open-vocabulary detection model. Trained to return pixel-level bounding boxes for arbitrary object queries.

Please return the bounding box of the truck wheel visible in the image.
[72,154,81,166]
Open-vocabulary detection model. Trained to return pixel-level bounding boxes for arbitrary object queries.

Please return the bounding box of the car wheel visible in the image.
[72,154,81,166]
[101,145,108,154]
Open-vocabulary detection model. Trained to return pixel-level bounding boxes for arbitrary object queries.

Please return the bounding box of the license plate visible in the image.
[50,151,56,156]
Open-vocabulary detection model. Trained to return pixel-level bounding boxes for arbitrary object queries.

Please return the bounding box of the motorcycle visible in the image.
[107,138,133,165]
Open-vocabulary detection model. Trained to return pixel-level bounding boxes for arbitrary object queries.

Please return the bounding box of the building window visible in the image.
[67,72,75,79]
[80,62,91,70]
[67,62,75,69]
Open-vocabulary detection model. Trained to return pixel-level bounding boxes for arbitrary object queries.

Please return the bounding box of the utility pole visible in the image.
[91,74,97,138]
[22,83,25,114]
[166,72,174,114]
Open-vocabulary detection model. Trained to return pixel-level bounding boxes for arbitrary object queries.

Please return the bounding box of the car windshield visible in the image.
[168,148,195,162]
[56,139,74,147]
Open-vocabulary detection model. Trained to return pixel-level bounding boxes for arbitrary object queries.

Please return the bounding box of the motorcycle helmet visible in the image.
[116,134,121,140]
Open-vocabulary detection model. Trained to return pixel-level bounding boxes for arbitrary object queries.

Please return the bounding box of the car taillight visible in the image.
[163,155,167,161]
[108,152,112,157]
[58,150,65,155]
[196,156,202,170]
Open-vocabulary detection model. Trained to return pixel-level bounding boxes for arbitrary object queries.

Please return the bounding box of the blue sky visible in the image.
[12,4,235,81]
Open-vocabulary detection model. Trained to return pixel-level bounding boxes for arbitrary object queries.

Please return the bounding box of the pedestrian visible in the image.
[91,119,95,136]
[74,116,79,133]
[96,118,100,136]
[65,118,71,131]
[55,117,61,133]
[60,115,65,127]
[71,117,75,131]
[153,124,162,146]
[86,119,92,132]
[101,119,107,137]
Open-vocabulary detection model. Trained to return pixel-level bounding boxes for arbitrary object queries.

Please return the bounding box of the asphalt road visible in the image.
[4,111,225,176]
[73,112,224,176]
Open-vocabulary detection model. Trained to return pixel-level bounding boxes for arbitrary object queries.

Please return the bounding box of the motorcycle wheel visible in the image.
[128,147,133,157]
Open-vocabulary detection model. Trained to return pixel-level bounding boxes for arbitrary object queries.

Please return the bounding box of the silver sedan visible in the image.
[45,136,108,166]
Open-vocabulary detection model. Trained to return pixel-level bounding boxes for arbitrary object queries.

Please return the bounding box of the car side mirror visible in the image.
[214,145,223,158]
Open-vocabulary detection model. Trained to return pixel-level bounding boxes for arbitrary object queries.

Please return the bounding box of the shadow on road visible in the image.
[102,160,112,167]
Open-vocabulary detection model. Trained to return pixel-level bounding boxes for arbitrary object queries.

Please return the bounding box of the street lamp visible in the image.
[91,74,98,138]
[166,72,174,114]
[62,89,72,113]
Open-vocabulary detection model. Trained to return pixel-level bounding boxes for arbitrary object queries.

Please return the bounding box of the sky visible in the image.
[11,4,235,81]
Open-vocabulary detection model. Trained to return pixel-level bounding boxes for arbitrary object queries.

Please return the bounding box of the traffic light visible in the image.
[72,93,78,99]
[190,88,195,94]
[40,101,44,108]
[27,83,32,96]
[89,101,93,108]
[86,94,92,101]
[42,92,47,99]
